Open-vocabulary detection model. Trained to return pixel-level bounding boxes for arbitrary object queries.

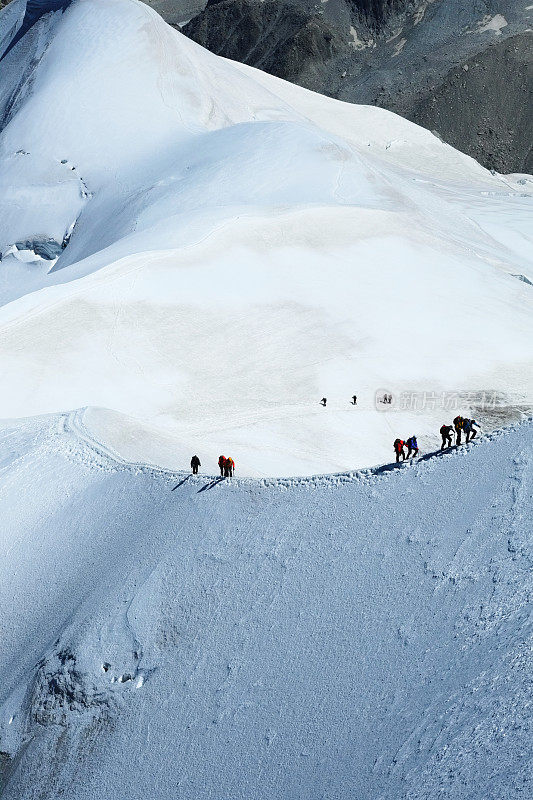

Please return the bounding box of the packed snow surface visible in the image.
[0,411,531,798]
[0,0,531,475]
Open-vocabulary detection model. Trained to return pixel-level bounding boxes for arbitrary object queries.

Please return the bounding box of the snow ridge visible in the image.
[56,406,533,489]
[0,411,531,798]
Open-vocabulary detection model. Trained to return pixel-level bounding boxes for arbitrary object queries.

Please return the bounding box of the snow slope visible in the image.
[0,411,531,798]
[0,0,532,476]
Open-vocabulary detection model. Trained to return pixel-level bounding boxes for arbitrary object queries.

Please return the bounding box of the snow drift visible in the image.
[0,411,531,798]
[0,0,531,475]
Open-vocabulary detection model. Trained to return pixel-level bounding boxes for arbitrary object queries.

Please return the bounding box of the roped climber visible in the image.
[440,424,454,449]
[190,455,201,475]
[393,438,406,463]
[406,435,419,458]
[225,456,235,477]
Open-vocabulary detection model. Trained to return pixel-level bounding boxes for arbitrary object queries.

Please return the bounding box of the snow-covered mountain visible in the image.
[1,0,532,477]
[0,3,532,797]
[0,410,531,799]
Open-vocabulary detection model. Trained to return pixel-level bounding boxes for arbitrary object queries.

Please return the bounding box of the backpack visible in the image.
[394,439,404,449]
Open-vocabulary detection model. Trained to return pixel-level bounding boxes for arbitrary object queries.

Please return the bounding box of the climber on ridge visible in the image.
[190,455,201,475]
[463,418,480,443]
[394,438,406,463]
[440,424,454,449]
[406,435,419,458]
[453,415,464,445]
[225,456,235,477]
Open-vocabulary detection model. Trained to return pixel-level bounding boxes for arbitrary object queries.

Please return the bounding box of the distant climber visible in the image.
[440,424,454,449]
[352,395,357,405]
[394,438,406,463]
[225,456,235,477]
[320,397,327,407]
[406,436,419,458]
[218,455,226,476]
[453,415,464,445]
[463,418,480,443]
[190,455,201,475]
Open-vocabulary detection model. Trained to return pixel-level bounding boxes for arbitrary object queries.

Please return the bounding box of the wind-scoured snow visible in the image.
[0,411,531,798]
[0,0,531,476]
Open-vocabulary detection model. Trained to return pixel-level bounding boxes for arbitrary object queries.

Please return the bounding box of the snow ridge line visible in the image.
[56,408,533,491]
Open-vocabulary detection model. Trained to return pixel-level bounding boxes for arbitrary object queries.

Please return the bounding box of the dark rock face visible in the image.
[184,0,346,84]
[183,0,533,174]
[350,0,412,28]
[408,34,533,174]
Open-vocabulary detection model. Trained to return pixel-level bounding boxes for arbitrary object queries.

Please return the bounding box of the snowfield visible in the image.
[0,2,532,797]
[0,0,532,476]
[0,411,531,798]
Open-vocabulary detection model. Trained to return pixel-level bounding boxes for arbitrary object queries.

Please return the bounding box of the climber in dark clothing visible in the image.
[463,418,480,443]
[320,397,327,407]
[453,415,464,445]
[406,436,419,458]
[440,424,454,449]
[190,455,201,475]
[352,395,357,405]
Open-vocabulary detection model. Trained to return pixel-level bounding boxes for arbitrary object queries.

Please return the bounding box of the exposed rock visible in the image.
[183,0,346,84]
[406,33,533,174]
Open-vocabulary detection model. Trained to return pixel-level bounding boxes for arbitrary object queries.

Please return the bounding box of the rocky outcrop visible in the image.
[407,33,533,174]
[350,0,414,29]
[183,0,346,84]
